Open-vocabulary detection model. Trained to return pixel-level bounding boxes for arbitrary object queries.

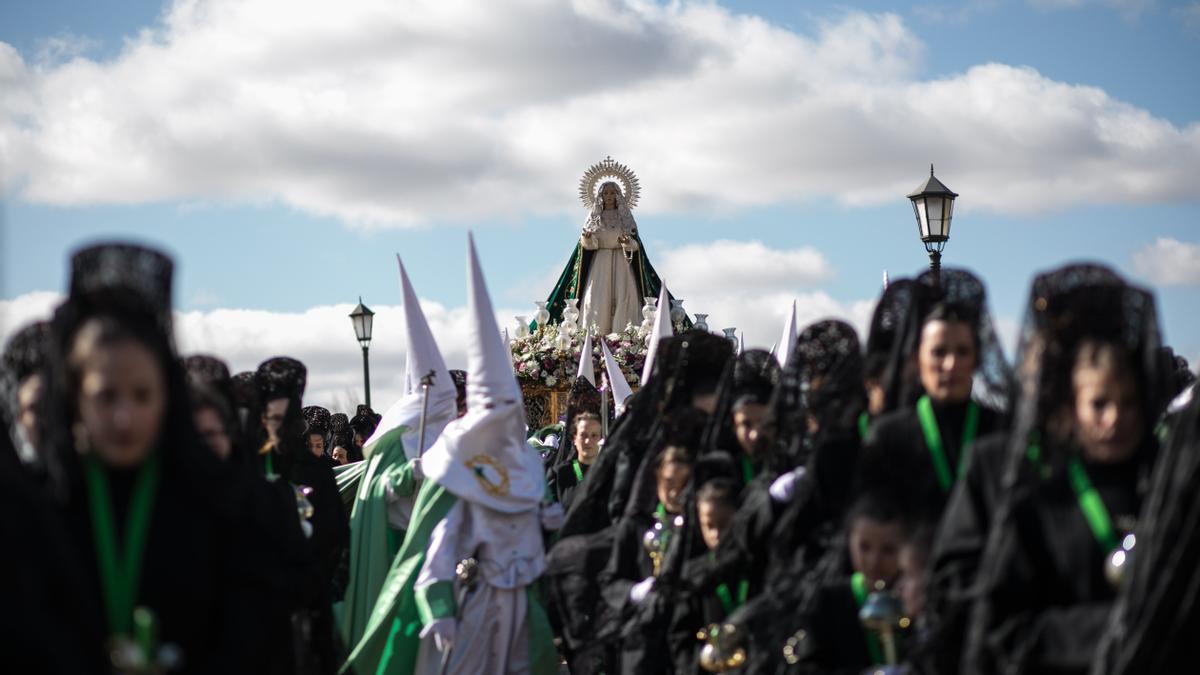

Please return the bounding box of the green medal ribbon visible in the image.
[83,453,161,637]
[264,451,275,478]
[739,455,755,485]
[916,395,980,492]
[572,459,584,483]
[857,411,871,442]
[715,579,750,615]
[850,572,885,666]
[1066,457,1120,552]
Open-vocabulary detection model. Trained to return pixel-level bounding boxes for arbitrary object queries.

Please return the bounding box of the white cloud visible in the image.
[1,1,1197,227]
[1132,237,1200,286]
[0,291,61,334]
[0,289,484,412]
[658,239,833,297]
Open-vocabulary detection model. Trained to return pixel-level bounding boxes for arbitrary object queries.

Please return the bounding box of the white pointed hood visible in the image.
[776,300,798,369]
[577,332,596,387]
[421,234,544,513]
[363,257,458,461]
[601,339,634,417]
[640,283,672,386]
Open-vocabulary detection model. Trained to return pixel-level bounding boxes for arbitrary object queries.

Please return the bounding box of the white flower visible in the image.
[545,376,558,387]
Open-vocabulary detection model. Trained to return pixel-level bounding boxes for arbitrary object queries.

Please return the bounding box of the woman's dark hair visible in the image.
[844,490,909,532]
[654,444,693,471]
[696,477,738,509]
[41,309,211,502]
[921,302,982,353]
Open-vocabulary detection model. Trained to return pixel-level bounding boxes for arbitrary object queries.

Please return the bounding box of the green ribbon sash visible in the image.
[1067,458,1120,552]
[739,455,755,485]
[857,411,870,442]
[572,459,584,483]
[84,453,161,637]
[916,395,980,492]
[715,579,750,615]
[850,572,885,666]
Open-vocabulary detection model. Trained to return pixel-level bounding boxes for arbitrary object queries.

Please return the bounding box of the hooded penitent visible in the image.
[420,237,544,513]
[341,236,556,675]
[339,256,459,651]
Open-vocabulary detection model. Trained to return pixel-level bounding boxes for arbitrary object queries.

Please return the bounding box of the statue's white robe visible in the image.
[580,211,642,335]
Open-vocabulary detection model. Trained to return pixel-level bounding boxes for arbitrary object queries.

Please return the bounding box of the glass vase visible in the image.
[563,298,580,325]
[534,301,550,328]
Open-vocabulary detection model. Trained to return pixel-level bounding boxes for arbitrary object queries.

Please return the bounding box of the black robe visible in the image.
[785,576,890,675]
[669,553,746,675]
[551,458,590,513]
[0,451,104,675]
[601,511,673,675]
[857,400,1006,522]
[61,457,257,674]
[254,447,350,673]
[924,431,1018,675]
[965,452,1147,675]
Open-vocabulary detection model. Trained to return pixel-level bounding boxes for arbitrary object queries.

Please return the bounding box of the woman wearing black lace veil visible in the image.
[557,329,733,538]
[183,352,315,675]
[923,264,1125,675]
[858,268,1014,524]
[699,348,782,483]
[34,243,260,672]
[963,266,1164,675]
[545,331,730,674]
[709,320,869,674]
[1093,371,1200,674]
[249,356,349,674]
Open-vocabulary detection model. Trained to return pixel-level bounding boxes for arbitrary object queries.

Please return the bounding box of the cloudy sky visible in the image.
[2,0,1198,410]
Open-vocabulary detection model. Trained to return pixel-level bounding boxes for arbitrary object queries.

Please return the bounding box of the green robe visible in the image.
[340,477,557,675]
[337,425,421,653]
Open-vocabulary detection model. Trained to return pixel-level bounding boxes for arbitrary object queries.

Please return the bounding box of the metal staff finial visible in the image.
[417,369,436,456]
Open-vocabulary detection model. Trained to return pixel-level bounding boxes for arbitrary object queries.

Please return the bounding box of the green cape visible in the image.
[337,425,420,653]
[340,478,558,675]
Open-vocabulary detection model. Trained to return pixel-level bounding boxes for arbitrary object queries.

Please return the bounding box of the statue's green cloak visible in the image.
[540,231,689,329]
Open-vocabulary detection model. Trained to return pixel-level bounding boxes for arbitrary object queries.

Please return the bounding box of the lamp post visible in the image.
[907,165,958,288]
[349,297,375,409]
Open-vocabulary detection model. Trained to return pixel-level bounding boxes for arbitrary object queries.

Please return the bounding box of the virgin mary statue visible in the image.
[543,157,679,334]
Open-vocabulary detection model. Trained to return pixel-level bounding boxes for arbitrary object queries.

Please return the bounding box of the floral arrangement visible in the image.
[510,322,647,388]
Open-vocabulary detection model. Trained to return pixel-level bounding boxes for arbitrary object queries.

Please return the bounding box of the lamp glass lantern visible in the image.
[907,165,959,254]
[349,297,375,348]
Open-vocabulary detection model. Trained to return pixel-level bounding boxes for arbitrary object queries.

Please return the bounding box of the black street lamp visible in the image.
[907,164,959,287]
[349,297,375,408]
